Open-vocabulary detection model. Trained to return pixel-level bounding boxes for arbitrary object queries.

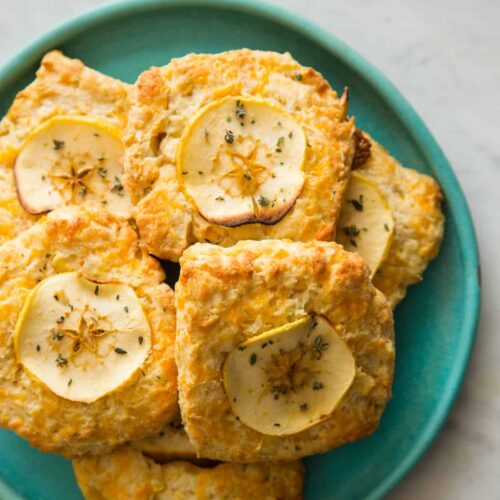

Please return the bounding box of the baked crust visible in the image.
[73,445,304,500]
[0,204,177,457]
[0,50,130,245]
[124,49,355,260]
[354,135,445,306]
[175,240,394,462]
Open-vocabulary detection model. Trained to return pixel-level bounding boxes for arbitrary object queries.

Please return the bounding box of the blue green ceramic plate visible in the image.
[0,1,480,499]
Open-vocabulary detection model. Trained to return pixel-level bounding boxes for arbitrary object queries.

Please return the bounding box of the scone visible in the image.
[73,445,304,500]
[337,132,444,307]
[124,49,355,260]
[175,240,394,462]
[0,50,131,245]
[0,204,177,457]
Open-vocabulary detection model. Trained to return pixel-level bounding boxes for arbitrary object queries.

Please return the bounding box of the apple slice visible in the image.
[177,96,306,226]
[132,413,197,462]
[223,315,355,436]
[14,272,151,404]
[15,115,132,217]
[337,172,394,276]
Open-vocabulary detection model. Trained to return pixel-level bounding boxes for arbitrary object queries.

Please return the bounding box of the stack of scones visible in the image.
[0,49,444,499]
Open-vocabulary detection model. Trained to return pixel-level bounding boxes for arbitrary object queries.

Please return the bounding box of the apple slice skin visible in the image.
[177,96,306,227]
[14,272,151,404]
[337,172,395,276]
[14,115,131,217]
[223,315,356,436]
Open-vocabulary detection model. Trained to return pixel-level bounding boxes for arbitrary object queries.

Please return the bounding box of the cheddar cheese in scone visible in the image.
[73,445,304,500]
[0,204,177,457]
[124,49,355,260]
[0,50,131,245]
[337,133,444,307]
[175,240,395,462]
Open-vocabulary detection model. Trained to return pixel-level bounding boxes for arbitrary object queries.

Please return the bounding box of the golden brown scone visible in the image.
[175,240,394,462]
[352,133,444,307]
[124,49,355,260]
[0,50,130,245]
[73,445,304,500]
[0,204,177,457]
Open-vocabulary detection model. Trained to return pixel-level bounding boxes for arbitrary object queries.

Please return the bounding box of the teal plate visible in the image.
[0,1,480,499]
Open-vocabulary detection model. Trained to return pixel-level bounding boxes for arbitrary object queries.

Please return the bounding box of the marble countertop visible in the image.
[0,0,498,498]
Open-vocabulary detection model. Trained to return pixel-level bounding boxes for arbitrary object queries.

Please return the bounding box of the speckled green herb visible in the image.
[52,139,65,150]
[257,196,270,207]
[56,354,68,367]
[225,130,234,144]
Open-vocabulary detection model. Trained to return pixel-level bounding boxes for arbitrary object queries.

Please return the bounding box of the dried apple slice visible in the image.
[337,172,394,276]
[132,412,197,462]
[177,96,306,226]
[223,315,355,436]
[14,272,151,403]
[15,115,131,217]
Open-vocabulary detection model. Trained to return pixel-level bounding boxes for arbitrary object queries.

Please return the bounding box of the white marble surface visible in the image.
[0,0,498,498]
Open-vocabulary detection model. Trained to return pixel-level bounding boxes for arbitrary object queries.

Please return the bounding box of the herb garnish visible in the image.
[215,196,225,202]
[138,336,144,345]
[114,347,127,355]
[294,73,303,81]
[271,384,289,395]
[342,225,360,241]
[313,335,329,360]
[52,331,64,341]
[94,285,99,296]
[97,167,107,178]
[257,196,270,207]
[348,195,364,211]
[312,381,324,391]
[53,139,65,150]
[300,403,308,411]
[225,130,235,144]
[56,354,68,367]
[235,100,246,120]
[111,176,124,196]
[249,353,257,365]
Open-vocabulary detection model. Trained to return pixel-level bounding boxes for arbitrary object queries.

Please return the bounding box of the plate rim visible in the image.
[0,1,480,499]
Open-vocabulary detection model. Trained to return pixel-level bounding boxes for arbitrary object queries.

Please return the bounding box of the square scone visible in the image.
[124,49,355,260]
[0,50,131,246]
[176,240,394,462]
[336,132,445,307]
[0,204,177,457]
[73,445,304,500]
